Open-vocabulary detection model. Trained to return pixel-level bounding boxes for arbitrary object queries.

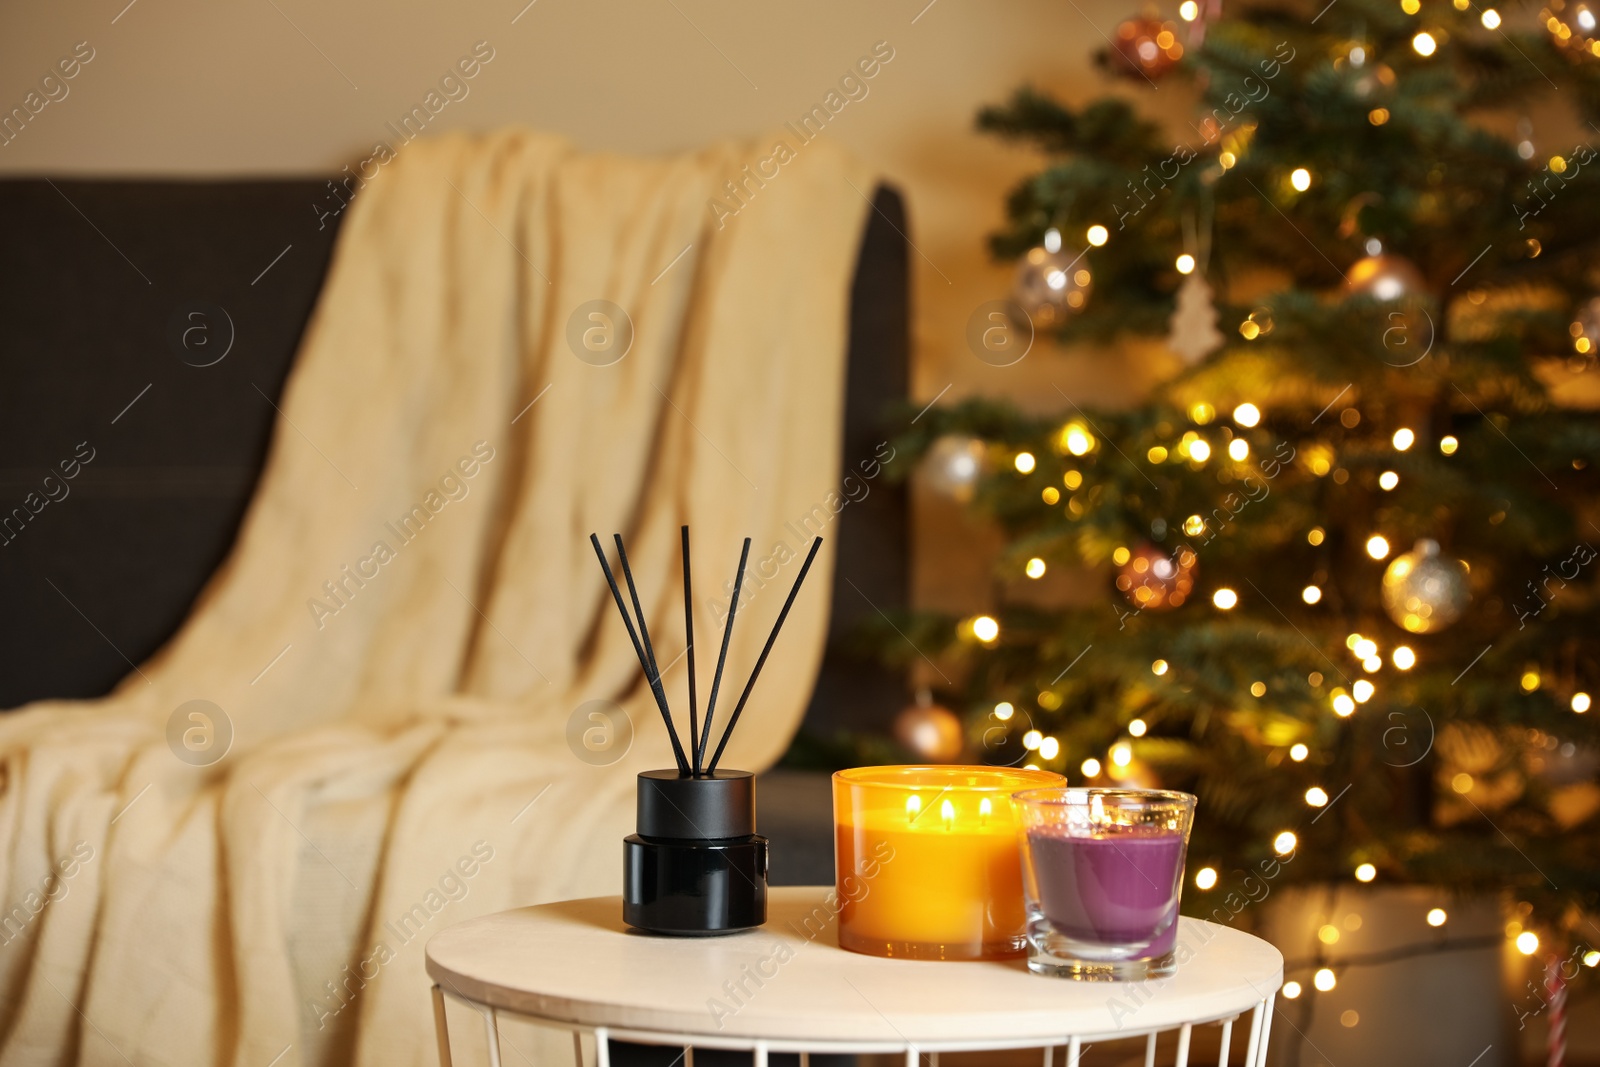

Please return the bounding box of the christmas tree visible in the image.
[890,0,1600,957]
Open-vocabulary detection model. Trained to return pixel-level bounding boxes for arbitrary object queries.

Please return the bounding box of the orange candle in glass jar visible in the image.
[832,765,1065,960]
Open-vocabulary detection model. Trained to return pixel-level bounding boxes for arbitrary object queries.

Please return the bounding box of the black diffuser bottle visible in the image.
[591,526,821,937]
[623,769,767,934]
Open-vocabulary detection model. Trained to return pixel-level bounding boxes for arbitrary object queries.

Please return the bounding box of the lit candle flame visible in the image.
[940,797,955,830]
[979,796,992,827]
[905,794,922,823]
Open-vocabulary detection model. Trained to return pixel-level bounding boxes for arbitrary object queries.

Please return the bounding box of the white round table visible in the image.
[426,886,1283,1067]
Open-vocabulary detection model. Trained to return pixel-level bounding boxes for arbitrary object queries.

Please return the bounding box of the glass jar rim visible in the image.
[1012,786,1196,807]
[833,765,1064,792]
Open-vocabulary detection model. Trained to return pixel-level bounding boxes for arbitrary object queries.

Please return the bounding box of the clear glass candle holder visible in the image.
[1014,787,1197,980]
[832,765,1064,960]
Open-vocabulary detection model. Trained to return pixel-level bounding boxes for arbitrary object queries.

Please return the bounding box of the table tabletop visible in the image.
[425,887,1283,1045]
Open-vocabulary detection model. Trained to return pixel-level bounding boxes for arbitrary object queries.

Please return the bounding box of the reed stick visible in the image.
[697,538,750,773]
[681,525,701,775]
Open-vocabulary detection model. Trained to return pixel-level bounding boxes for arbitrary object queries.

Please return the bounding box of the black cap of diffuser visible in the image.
[636,768,756,841]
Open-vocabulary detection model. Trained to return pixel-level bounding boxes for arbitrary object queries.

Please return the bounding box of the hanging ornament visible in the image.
[1168,274,1224,365]
[1568,295,1600,365]
[894,690,965,762]
[1543,0,1600,58]
[1346,253,1426,301]
[919,434,988,503]
[1116,543,1198,611]
[1109,16,1185,82]
[1012,244,1091,327]
[1382,539,1471,634]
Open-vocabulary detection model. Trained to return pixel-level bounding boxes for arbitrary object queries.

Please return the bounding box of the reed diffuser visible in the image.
[590,526,822,936]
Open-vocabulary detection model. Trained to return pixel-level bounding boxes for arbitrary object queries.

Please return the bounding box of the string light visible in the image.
[1355,863,1377,882]
[1015,452,1037,473]
[1379,470,1400,490]
[1112,545,1130,566]
[1195,866,1218,889]
[1353,679,1375,703]
[1190,403,1216,424]
[1516,931,1539,955]
[1190,439,1213,462]
[1302,585,1322,604]
[1234,403,1261,427]
[994,702,1014,721]
[1392,428,1416,451]
[1039,736,1061,759]
[1306,787,1329,806]
[1427,908,1448,927]
[1111,742,1133,767]
[1401,0,1421,12]
[1023,730,1042,750]
[1250,681,1267,697]
[1412,31,1437,56]
[1062,424,1094,456]
[1346,633,1363,650]
[1363,656,1382,673]
[972,616,1000,643]
[1282,981,1303,999]
[1393,646,1416,670]
[1180,0,1200,17]
[1318,924,1341,944]
[1086,224,1109,247]
[1452,772,1473,793]
[1481,8,1501,28]
[1152,659,1169,675]
[1440,435,1459,455]
[1308,526,1326,546]
[1521,670,1540,692]
[1213,588,1239,609]
[1184,514,1208,536]
[1128,718,1148,737]
[1314,968,1337,991]
[1176,253,1196,274]
[1366,535,1391,559]
[1274,831,1298,855]
[1042,486,1060,504]
[1585,951,1600,968]
[1081,757,1101,777]
[1290,743,1309,761]
[1229,438,1250,461]
[1064,470,1084,489]
[1026,558,1047,579]
[1333,690,1356,716]
[1353,638,1378,660]
[1574,692,1592,713]
[1290,167,1312,191]
[1147,445,1168,463]
[1043,228,1062,254]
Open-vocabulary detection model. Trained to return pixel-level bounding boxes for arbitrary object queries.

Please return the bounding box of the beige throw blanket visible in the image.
[0,130,871,1066]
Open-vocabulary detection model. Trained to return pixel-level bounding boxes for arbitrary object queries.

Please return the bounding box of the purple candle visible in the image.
[1026,828,1186,954]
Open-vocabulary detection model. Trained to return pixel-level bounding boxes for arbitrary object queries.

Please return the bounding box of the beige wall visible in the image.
[0,0,1168,613]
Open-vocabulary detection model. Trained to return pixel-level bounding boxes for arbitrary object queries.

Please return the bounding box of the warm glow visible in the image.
[1147,445,1168,463]
[1086,224,1109,247]
[1440,435,1459,455]
[940,797,955,827]
[1113,546,1131,566]
[1333,692,1356,716]
[1427,908,1448,927]
[1251,681,1267,697]
[1152,659,1169,676]
[1180,0,1199,18]
[972,616,1000,643]
[1111,742,1133,767]
[1452,772,1473,794]
[1302,584,1322,604]
[1063,424,1094,456]
[1128,718,1148,737]
[1393,646,1416,670]
[1346,634,1363,651]
[1041,487,1060,504]
[1366,535,1391,560]
[1481,7,1501,28]
[1234,403,1262,427]
[1290,743,1309,762]
[1318,924,1340,944]
[1189,439,1213,462]
[1521,670,1540,692]
[1308,527,1326,546]
[1354,638,1378,660]
[1379,470,1399,490]
[1273,830,1298,855]
[1014,452,1036,473]
[1081,757,1101,778]
[1026,557,1047,579]
[1306,787,1329,807]
[1228,438,1250,461]
[1022,730,1042,750]
[1314,967,1337,991]
[1184,514,1207,537]
[994,702,1015,721]
[1213,588,1239,610]
[1195,866,1218,890]
[1283,981,1303,999]
[1353,679,1375,703]
[1290,167,1312,191]
[1574,692,1592,713]
[1517,931,1540,955]
[1392,428,1416,451]
[1176,253,1196,274]
[1585,950,1600,967]
[1412,30,1437,56]
[1190,402,1215,425]
[1038,736,1060,760]
[1355,863,1377,882]
[905,794,922,818]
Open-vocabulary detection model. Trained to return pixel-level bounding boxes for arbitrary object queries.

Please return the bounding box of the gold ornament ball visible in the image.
[1116,542,1198,611]
[1012,246,1092,327]
[1346,253,1426,302]
[1382,539,1471,634]
[894,700,965,762]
